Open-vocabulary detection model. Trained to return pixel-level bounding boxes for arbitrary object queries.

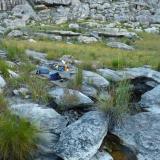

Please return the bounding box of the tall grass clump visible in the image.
[0,60,10,78]
[0,93,8,113]
[27,76,49,104]
[1,41,26,61]
[99,80,131,130]
[0,111,38,160]
[67,67,83,90]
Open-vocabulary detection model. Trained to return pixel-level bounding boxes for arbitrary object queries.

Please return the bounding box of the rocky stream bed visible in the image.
[0,1,160,160]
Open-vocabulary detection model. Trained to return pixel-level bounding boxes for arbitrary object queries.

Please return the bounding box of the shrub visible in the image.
[0,60,10,78]
[99,80,131,130]
[0,111,38,160]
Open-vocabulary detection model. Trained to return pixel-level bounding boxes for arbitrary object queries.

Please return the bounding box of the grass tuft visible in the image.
[99,80,131,130]
[0,111,38,160]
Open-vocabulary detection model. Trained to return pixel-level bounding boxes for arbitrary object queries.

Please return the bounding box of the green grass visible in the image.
[99,80,131,130]
[67,67,83,90]
[0,40,26,61]
[1,32,160,69]
[0,60,10,78]
[0,111,38,160]
[0,93,8,113]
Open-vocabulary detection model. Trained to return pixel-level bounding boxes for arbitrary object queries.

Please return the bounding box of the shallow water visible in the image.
[102,133,138,160]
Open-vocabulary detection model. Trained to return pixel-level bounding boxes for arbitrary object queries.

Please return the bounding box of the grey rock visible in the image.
[83,70,110,89]
[25,49,47,63]
[35,0,71,5]
[81,84,98,98]
[107,42,134,50]
[48,87,94,108]
[34,32,62,41]
[78,35,98,43]
[91,151,113,160]
[114,112,160,160]
[0,75,6,88]
[98,28,137,38]
[55,111,109,160]
[52,6,69,24]
[68,3,90,20]
[45,30,81,36]
[140,85,160,113]
[3,18,26,29]
[97,68,122,82]
[116,67,160,83]
[10,103,67,158]
[0,26,6,35]
[0,50,7,58]
[69,23,80,30]
[7,30,24,38]
[12,4,36,20]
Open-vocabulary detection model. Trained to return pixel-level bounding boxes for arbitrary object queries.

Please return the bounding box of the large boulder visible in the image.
[48,87,94,108]
[97,68,122,82]
[114,112,160,160]
[55,111,109,160]
[116,67,160,83]
[10,103,67,159]
[140,85,160,113]
[12,4,36,20]
[83,70,110,89]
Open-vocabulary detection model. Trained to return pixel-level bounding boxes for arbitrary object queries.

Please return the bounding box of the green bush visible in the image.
[0,111,38,160]
[99,80,131,130]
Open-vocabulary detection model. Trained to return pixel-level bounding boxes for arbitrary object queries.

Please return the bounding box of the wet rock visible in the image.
[78,35,98,43]
[107,42,134,50]
[55,111,109,160]
[140,85,160,113]
[83,70,110,89]
[10,103,67,159]
[114,112,160,160]
[48,87,94,108]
